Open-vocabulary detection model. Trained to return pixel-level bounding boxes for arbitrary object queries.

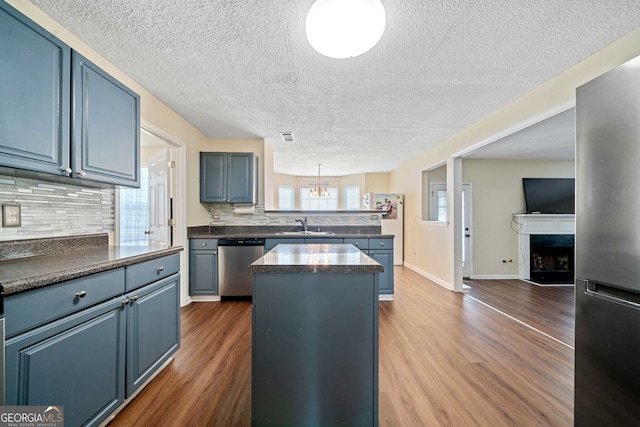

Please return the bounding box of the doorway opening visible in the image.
[117,128,176,247]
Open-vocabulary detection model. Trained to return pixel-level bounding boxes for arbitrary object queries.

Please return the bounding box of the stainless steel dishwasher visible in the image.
[218,238,265,297]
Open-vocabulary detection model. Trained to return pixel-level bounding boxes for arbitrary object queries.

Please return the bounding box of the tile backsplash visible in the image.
[0,175,114,241]
[206,204,381,226]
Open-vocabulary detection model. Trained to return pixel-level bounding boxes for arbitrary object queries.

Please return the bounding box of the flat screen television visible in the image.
[522,178,575,214]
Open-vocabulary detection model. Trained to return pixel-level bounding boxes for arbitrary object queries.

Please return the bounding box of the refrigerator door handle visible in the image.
[585,280,640,309]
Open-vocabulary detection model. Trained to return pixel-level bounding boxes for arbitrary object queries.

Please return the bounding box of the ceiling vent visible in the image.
[280,132,295,142]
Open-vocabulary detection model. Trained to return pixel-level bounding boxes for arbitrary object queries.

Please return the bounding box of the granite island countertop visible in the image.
[0,244,183,296]
[249,243,384,274]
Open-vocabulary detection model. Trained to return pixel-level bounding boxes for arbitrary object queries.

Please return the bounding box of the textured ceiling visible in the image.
[465,108,576,160]
[30,0,640,176]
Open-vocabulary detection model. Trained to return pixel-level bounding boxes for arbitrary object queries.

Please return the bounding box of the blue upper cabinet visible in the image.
[0,1,70,175]
[0,2,140,188]
[200,152,258,203]
[72,53,140,187]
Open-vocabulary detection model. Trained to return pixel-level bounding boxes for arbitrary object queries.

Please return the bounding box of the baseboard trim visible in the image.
[403,263,453,290]
[468,275,520,280]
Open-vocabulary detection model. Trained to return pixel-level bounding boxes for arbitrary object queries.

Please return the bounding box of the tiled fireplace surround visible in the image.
[517,214,576,285]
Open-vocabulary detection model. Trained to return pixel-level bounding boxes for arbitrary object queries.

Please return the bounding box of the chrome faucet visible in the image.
[295,217,308,233]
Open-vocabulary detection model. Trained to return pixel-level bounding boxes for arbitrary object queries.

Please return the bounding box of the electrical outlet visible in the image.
[2,203,21,227]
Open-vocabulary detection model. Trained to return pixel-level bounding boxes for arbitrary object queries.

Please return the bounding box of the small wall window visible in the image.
[343,185,361,210]
[421,163,447,222]
[278,185,295,210]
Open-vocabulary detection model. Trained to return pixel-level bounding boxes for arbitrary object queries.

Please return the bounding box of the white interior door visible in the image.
[462,183,472,278]
[147,147,171,247]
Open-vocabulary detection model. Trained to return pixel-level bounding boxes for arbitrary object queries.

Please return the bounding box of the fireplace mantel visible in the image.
[517,214,575,283]
[517,214,575,235]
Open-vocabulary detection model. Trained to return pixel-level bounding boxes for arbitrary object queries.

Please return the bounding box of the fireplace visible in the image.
[517,214,575,285]
[530,234,574,284]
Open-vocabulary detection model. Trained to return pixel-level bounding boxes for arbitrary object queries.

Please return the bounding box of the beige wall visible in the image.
[462,159,574,278]
[391,28,640,289]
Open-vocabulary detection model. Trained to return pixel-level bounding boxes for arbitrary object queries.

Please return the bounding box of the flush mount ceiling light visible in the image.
[309,164,330,197]
[305,0,386,59]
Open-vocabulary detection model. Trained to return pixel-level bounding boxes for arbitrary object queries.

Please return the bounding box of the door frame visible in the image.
[116,120,188,306]
[462,183,473,279]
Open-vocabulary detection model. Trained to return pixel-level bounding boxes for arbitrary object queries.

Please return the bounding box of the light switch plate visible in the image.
[2,203,21,227]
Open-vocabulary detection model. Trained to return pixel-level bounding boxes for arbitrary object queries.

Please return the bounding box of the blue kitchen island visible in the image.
[249,243,382,427]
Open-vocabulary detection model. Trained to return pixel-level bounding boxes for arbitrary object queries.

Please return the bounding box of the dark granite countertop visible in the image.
[189,232,395,239]
[249,243,384,274]
[187,225,392,240]
[0,245,183,296]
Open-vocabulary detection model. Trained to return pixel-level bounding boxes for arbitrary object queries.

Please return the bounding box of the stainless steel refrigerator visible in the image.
[575,56,640,426]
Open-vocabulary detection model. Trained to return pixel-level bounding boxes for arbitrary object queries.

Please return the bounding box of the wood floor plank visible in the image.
[109,268,573,426]
[465,278,575,347]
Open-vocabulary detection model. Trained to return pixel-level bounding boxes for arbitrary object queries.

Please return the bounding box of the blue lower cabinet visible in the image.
[5,256,181,427]
[126,274,180,396]
[189,245,218,295]
[369,249,394,295]
[5,298,126,427]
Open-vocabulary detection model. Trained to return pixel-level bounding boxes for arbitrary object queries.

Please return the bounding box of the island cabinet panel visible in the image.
[125,273,181,396]
[5,297,126,427]
[252,272,379,426]
[0,1,70,175]
[189,239,219,295]
[200,152,258,203]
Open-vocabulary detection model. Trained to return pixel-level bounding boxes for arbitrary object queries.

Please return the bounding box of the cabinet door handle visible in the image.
[132,296,139,302]
[354,242,359,246]
[201,242,207,247]
[62,167,72,174]
[380,242,384,246]
[76,170,86,176]
[75,290,87,298]
[157,266,164,273]
[122,298,130,306]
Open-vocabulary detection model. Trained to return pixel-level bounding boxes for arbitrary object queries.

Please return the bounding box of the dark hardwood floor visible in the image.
[465,278,575,348]
[109,268,574,426]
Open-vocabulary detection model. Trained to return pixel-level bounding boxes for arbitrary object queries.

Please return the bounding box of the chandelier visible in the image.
[309,164,330,197]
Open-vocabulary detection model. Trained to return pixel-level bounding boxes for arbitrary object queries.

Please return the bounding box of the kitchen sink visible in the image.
[275,231,335,235]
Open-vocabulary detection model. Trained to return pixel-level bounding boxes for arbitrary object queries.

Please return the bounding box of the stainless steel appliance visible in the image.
[218,238,264,297]
[575,56,640,425]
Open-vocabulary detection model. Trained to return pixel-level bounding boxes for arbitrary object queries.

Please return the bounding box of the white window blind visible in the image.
[300,187,339,210]
[278,185,295,210]
[343,185,361,210]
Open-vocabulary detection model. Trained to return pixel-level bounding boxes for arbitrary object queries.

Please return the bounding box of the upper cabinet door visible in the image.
[200,152,228,202]
[227,153,257,203]
[0,2,70,175]
[72,52,140,187]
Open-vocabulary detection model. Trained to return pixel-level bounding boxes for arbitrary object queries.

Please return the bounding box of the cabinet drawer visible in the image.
[265,238,304,251]
[190,239,218,250]
[344,238,369,250]
[5,268,125,338]
[125,253,180,291]
[304,238,344,244]
[369,238,393,249]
